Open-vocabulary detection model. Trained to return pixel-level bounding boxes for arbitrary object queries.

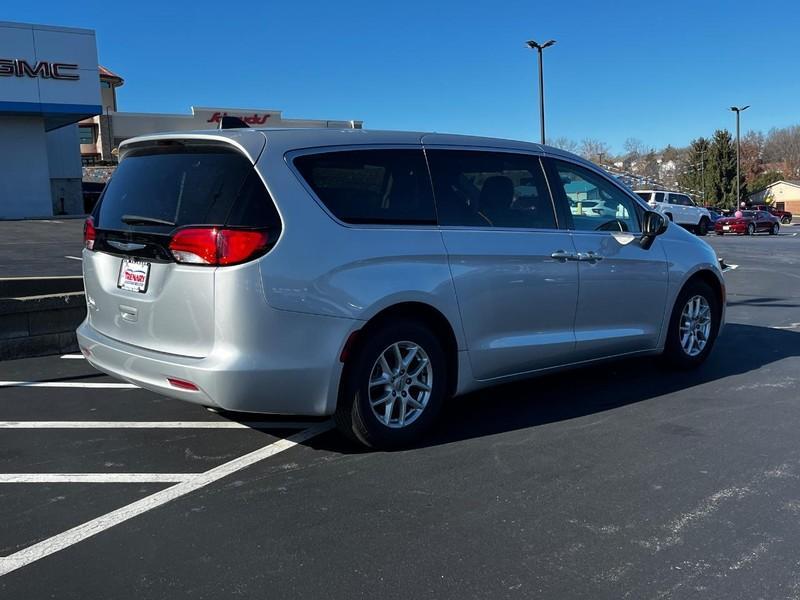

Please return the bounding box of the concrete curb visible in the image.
[0,292,86,361]
[0,276,84,298]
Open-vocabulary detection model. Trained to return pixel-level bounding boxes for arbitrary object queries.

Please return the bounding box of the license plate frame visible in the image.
[117,259,151,293]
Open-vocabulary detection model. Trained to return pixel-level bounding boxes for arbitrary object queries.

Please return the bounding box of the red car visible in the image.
[715,210,780,235]
[750,204,793,224]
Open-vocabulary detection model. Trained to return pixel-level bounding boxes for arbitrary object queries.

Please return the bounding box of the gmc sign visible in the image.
[0,59,80,81]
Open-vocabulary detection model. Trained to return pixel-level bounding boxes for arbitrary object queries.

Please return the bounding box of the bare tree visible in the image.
[579,138,611,162]
[623,137,646,159]
[764,125,800,177]
[739,130,765,186]
[548,136,579,153]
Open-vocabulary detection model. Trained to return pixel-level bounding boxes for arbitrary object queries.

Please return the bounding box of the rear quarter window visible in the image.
[293,149,436,225]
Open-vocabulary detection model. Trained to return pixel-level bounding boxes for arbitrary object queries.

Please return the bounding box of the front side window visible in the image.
[425,149,557,229]
[544,159,640,233]
[293,149,435,225]
[670,194,694,206]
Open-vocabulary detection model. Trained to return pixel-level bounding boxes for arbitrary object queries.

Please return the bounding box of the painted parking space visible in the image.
[0,354,331,577]
[0,234,800,598]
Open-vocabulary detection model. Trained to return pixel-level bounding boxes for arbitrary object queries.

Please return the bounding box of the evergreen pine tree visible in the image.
[707,130,737,209]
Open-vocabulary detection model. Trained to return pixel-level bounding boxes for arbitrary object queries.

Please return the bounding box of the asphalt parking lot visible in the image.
[1,229,799,599]
[0,219,84,278]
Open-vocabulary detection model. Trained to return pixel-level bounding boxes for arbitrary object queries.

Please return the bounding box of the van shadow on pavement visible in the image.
[306,323,800,453]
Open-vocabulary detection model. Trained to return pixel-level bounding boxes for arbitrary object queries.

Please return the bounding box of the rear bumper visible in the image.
[715,224,746,234]
[76,310,359,416]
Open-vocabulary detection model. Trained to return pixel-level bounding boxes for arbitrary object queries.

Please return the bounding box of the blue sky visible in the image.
[14,0,800,153]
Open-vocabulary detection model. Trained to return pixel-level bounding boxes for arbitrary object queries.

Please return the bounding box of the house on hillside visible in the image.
[747,180,800,214]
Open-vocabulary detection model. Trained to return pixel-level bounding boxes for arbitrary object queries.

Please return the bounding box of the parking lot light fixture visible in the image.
[526,39,556,145]
[730,105,750,210]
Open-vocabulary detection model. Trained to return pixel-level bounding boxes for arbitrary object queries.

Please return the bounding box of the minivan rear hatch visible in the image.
[84,135,278,358]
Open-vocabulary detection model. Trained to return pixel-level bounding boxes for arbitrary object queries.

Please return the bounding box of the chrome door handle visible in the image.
[577,251,603,263]
[550,250,579,261]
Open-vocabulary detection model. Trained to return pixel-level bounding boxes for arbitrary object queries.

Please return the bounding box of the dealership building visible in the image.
[0,20,362,219]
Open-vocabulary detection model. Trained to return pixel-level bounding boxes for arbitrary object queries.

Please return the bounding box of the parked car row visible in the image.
[634,190,793,237]
[714,210,781,235]
[750,204,793,224]
[634,190,711,235]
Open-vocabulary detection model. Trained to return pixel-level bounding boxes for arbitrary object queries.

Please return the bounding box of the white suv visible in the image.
[635,190,711,236]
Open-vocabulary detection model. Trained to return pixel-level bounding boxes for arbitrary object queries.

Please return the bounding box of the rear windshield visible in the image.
[95,142,279,232]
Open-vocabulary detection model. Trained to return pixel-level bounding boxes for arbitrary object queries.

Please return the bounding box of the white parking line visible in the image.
[0,421,317,429]
[0,381,137,389]
[64,255,82,261]
[0,473,191,483]
[0,421,332,577]
[59,354,85,359]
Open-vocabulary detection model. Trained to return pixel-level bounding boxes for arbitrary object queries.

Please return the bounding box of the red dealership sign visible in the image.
[206,111,271,125]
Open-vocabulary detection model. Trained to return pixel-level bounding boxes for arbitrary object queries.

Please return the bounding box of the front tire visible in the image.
[335,320,447,449]
[697,217,709,236]
[770,223,780,235]
[663,280,720,369]
[782,216,791,224]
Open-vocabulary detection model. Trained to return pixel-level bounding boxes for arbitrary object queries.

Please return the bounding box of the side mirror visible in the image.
[640,211,667,249]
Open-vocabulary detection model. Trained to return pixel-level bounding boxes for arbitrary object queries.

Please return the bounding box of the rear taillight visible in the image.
[84,217,96,250]
[168,227,270,266]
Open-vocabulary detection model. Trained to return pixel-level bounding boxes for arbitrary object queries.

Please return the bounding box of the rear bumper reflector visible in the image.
[167,378,199,391]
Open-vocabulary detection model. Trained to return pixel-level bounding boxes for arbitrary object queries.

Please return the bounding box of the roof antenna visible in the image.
[218,116,250,129]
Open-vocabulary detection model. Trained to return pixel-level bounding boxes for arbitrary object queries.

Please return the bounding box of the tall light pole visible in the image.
[526,39,556,145]
[699,147,706,205]
[730,105,749,210]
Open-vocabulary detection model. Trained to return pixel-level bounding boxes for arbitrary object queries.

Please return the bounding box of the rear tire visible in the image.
[747,223,755,236]
[334,320,447,449]
[696,217,709,236]
[663,280,720,369]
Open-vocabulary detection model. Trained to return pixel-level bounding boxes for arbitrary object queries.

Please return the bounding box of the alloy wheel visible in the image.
[368,341,433,428]
[679,295,712,357]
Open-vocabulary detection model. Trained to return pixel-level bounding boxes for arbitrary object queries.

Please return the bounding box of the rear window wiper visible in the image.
[121,214,176,226]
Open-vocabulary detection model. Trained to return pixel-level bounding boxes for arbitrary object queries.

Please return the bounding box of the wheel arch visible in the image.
[340,301,459,398]
[682,269,725,311]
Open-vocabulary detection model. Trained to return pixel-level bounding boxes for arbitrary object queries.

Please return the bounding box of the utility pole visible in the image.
[699,147,706,206]
[730,105,750,210]
[526,39,556,145]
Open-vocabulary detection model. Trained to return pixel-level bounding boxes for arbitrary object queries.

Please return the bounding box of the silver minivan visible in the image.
[77,128,725,448]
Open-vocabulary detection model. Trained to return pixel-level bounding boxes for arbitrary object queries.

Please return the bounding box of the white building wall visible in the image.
[0,21,101,218]
[46,123,83,214]
[0,116,53,218]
